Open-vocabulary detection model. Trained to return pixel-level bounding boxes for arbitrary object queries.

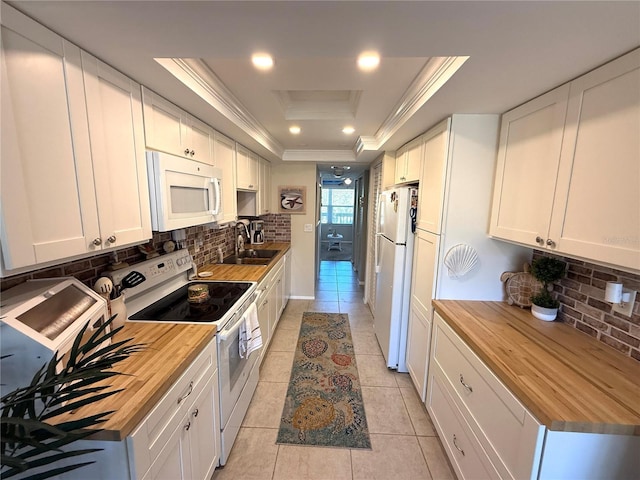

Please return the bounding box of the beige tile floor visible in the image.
[212,261,456,480]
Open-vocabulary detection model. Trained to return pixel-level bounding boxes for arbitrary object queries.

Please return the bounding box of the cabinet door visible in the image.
[82,52,152,250]
[257,288,270,362]
[268,281,279,337]
[214,132,238,223]
[417,119,450,234]
[185,115,213,165]
[381,152,397,189]
[394,147,407,184]
[284,251,292,305]
[148,416,192,480]
[276,267,285,318]
[259,157,272,215]
[549,50,640,270]
[142,87,187,157]
[407,229,439,400]
[188,374,220,480]
[1,6,99,270]
[406,305,432,402]
[236,144,257,191]
[489,85,570,248]
[404,137,423,183]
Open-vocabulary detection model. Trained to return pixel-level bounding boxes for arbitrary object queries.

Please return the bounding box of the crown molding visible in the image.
[155,57,284,158]
[282,149,356,162]
[357,55,469,152]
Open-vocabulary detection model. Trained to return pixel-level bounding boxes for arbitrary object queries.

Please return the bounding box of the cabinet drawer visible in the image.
[428,371,498,480]
[129,339,217,473]
[432,313,542,479]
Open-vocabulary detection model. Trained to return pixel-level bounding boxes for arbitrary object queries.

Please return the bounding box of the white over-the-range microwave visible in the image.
[146,151,223,231]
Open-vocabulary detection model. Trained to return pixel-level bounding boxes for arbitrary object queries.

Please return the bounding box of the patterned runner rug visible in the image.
[277,312,371,449]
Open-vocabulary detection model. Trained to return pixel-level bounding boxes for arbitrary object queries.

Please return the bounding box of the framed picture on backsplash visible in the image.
[278,185,306,214]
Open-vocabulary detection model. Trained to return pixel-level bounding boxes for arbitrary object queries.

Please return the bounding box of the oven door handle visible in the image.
[218,311,244,342]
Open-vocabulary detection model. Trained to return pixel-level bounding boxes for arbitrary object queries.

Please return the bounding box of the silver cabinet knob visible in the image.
[192,408,199,418]
[184,148,190,155]
[93,238,102,246]
[459,374,473,393]
[190,150,195,156]
[107,235,117,244]
[184,421,191,431]
[535,236,544,245]
[546,239,556,247]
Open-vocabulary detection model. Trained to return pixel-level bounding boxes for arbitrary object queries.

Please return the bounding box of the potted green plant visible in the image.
[1,317,143,479]
[529,256,567,321]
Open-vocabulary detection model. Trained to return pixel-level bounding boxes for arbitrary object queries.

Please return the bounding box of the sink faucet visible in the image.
[236,222,250,256]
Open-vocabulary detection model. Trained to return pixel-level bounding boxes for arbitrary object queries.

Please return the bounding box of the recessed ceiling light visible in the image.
[252,53,274,70]
[357,51,380,71]
[344,178,353,185]
[289,126,301,134]
[342,126,355,134]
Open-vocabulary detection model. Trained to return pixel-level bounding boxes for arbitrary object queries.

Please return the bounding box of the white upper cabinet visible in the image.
[395,136,423,184]
[490,49,640,271]
[141,87,214,164]
[1,6,99,270]
[236,144,258,191]
[213,132,238,223]
[0,5,151,273]
[417,119,451,234]
[549,50,640,270]
[82,51,152,249]
[489,85,570,249]
[258,157,272,215]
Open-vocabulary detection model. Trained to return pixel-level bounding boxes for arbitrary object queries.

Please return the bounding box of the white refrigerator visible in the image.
[374,187,418,372]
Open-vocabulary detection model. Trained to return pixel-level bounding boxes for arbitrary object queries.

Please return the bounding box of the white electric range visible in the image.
[108,250,261,465]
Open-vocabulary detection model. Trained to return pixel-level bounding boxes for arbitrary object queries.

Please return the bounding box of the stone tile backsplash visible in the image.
[0,215,292,293]
[534,250,640,362]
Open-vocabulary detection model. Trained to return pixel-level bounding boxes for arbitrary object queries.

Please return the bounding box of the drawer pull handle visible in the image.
[177,381,194,405]
[184,421,191,431]
[192,408,199,418]
[453,434,465,456]
[459,374,473,393]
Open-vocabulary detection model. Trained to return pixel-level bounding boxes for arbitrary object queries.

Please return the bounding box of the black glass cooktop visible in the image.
[129,281,252,323]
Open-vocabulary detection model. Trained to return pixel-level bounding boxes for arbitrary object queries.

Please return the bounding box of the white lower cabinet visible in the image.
[129,339,220,480]
[427,313,544,480]
[257,255,289,365]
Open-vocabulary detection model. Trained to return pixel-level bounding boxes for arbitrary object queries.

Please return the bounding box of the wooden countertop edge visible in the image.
[433,300,640,436]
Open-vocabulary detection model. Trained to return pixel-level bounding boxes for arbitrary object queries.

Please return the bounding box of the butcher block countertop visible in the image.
[57,243,290,441]
[59,323,217,441]
[433,300,640,436]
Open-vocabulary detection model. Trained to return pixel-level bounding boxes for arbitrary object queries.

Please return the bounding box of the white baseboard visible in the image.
[289,295,315,300]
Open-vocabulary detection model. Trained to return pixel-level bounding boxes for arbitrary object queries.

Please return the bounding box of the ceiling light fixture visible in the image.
[344,178,353,185]
[289,125,301,134]
[251,53,274,70]
[342,126,355,134]
[357,51,380,71]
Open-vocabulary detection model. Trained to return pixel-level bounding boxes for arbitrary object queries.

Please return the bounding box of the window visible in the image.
[321,188,354,224]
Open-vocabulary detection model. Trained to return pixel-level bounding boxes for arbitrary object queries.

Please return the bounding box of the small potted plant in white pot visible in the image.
[530,256,567,321]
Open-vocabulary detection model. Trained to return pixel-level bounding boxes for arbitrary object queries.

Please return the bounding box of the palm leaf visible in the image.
[1,318,143,479]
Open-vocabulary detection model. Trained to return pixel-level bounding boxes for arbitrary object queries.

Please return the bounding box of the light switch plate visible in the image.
[612,289,636,317]
[304,224,313,232]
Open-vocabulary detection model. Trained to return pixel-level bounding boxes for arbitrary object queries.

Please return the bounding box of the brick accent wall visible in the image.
[262,214,292,242]
[0,219,291,292]
[534,250,640,362]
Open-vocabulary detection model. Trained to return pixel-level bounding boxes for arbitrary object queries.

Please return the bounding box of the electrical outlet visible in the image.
[304,224,313,232]
[612,289,637,317]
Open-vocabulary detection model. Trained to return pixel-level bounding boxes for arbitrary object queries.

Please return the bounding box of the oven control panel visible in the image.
[108,251,193,299]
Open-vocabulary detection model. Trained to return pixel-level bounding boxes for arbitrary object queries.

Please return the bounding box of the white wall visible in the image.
[271,163,317,298]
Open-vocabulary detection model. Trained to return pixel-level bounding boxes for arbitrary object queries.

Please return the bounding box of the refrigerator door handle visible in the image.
[375,233,382,273]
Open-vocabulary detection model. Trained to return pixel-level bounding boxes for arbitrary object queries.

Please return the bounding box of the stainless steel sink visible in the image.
[221,249,280,266]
